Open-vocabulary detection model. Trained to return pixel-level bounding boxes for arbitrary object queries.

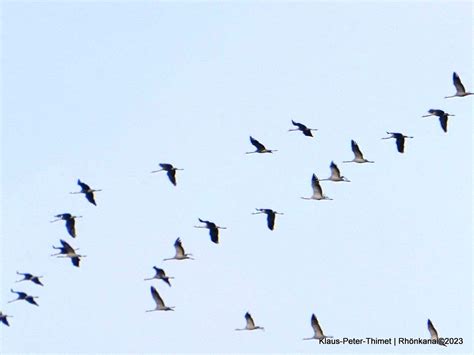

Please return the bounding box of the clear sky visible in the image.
[1,1,472,353]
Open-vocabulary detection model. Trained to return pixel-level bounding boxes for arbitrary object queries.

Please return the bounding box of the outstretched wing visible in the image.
[439,115,448,133]
[71,256,80,267]
[66,219,76,238]
[395,135,405,153]
[329,161,341,179]
[311,314,324,337]
[60,239,75,254]
[151,286,165,307]
[249,136,266,151]
[0,317,9,326]
[428,109,444,117]
[351,140,363,159]
[85,192,96,205]
[174,238,185,257]
[245,312,255,328]
[427,319,438,340]
[77,179,91,192]
[266,210,276,230]
[291,120,307,130]
[311,174,323,198]
[453,72,466,94]
[154,267,166,278]
[167,170,177,186]
[159,163,173,171]
[209,227,219,244]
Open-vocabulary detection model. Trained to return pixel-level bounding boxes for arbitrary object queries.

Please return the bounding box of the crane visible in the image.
[343,140,374,163]
[15,272,44,286]
[235,312,264,331]
[144,266,174,287]
[163,238,194,261]
[301,174,332,200]
[445,72,473,98]
[288,120,318,137]
[382,132,413,153]
[0,311,13,327]
[303,314,333,340]
[8,289,39,306]
[151,163,183,186]
[246,136,277,154]
[146,286,175,312]
[50,213,82,238]
[252,208,283,230]
[51,239,85,267]
[319,161,350,182]
[427,319,447,347]
[194,218,227,244]
[70,179,101,205]
[422,109,454,133]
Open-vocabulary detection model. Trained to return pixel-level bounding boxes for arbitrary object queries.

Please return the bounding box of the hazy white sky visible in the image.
[1,1,472,353]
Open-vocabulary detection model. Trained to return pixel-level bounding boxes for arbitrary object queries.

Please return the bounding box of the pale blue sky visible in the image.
[1,1,472,353]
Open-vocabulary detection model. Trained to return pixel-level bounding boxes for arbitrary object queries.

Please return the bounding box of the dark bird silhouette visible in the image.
[303,314,333,340]
[319,161,350,182]
[343,140,374,163]
[51,239,85,267]
[301,174,332,200]
[252,208,283,230]
[288,120,318,137]
[445,72,473,98]
[15,272,44,286]
[235,312,264,331]
[422,109,454,133]
[382,132,413,153]
[163,238,193,261]
[151,163,183,186]
[246,136,277,154]
[427,319,447,347]
[51,213,82,238]
[0,311,13,326]
[194,218,227,244]
[71,179,102,205]
[8,289,39,306]
[146,286,175,312]
[144,266,174,287]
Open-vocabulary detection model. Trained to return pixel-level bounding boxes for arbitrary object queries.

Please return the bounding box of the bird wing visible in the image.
[1,317,9,326]
[427,319,439,340]
[439,116,448,133]
[311,174,323,198]
[249,136,266,151]
[174,238,185,257]
[154,267,166,278]
[209,227,219,244]
[453,72,466,94]
[351,140,363,159]
[266,211,275,230]
[428,109,444,117]
[291,120,307,130]
[71,257,80,267]
[330,161,341,179]
[167,170,177,186]
[245,312,255,328]
[159,163,173,171]
[151,286,165,307]
[32,277,43,286]
[395,136,405,153]
[60,240,76,254]
[66,219,76,238]
[311,314,324,337]
[77,179,91,191]
[85,192,96,205]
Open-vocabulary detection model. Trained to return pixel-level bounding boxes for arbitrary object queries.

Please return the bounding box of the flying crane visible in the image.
[343,140,374,163]
[15,272,44,286]
[146,286,175,312]
[445,72,473,98]
[144,266,174,287]
[8,289,39,306]
[246,136,277,154]
[194,218,227,244]
[252,208,283,230]
[382,132,413,153]
[319,161,350,182]
[288,120,318,137]
[163,238,194,261]
[301,174,332,200]
[50,213,82,238]
[235,312,264,331]
[151,163,183,186]
[71,179,102,205]
[51,239,85,267]
[422,109,454,133]
[303,314,333,340]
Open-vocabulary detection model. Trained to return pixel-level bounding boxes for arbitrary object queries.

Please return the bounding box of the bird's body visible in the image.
[8,289,39,306]
[144,266,174,287]
[289,120,318,137]
[146,286,175,312]
[445,72,473,98]
[427,319,447,347]
[303,314,333,340]
[235,312,264,331]
[246,136,277,154]
[382,132,413,153]
[194,218,226,244]
[151,163,183,186]
[422,109,454,133]
[71,179,101,205]
[252,208,283,230]
[51,213,81,238]
[0,311,12,326]
[15,272,44,286]
[51,239,85,267]
[301,174,332,200]
[343,140,374,163]
[319,161,350,182]
[163,238,193,261]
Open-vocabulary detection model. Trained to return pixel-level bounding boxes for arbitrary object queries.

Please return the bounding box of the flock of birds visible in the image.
[1,72,471,348]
